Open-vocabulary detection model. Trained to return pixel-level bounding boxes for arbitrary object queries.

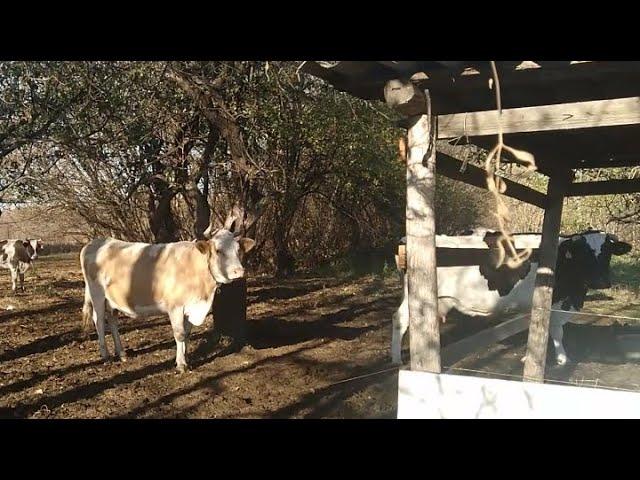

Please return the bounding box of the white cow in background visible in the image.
[1,238,43,293]
[392,229,632,366]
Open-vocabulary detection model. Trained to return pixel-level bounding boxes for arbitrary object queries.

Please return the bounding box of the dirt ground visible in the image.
[0,253,405,418]
[3,253,640,419]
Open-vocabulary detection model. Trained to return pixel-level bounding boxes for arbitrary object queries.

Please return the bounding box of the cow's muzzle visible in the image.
[230,268,245,280]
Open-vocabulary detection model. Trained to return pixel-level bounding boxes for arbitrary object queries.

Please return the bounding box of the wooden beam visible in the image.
[523,171,573,382]
[573,154,640,170]
[416,61,640,114]
[398,244,542,270]
[436,152,548,209]
[438,97,640,139]
[384,79,431,117]
[386,81,441,373]
[212,278,248,348]
[442,314,531,369]
[567,179,640,196]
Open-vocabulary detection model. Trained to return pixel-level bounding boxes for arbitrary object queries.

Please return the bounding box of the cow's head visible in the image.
[558,231,632,290]
[23,238,43,261]
[196,217,256,284]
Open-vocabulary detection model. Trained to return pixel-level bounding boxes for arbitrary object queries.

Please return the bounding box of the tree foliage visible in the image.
[5,61,640,277]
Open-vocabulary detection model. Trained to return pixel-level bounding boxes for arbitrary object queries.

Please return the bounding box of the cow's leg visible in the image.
[550,317,569,365]
[9,267,18,293]
[183,316,193,360]
[170,309,189,373]
[106,307,126,362]
[183,317,193,342]
[18,272,25,292]
[391,274,409,365]
[90,290,110,361]
[522,310,571,365]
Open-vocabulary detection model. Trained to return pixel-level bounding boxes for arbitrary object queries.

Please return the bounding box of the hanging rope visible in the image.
[484,61,537,269]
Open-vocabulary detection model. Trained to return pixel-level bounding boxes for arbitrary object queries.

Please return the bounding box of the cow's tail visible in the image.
[82,284,94,333]
[79,243,94,334]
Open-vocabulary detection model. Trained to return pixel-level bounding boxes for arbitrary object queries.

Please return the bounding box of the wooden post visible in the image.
[212,278,248,348]
[523,171,573,382]
[385,80,441,373]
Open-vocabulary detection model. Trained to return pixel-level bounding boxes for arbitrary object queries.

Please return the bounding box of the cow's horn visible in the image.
[203,224,218,239]
[224,215,238,232]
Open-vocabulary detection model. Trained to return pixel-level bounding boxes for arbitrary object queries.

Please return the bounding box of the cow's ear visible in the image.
[238,237,256,254]
[195,240,210,255]
[611,241,632,256]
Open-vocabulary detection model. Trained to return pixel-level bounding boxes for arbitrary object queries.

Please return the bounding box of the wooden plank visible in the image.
[573,154,640,169]
[397,246,541,270]
[567,179,640,196]
[303,61,640,114]
[418,61,640,114]
[523,171,572,382]
[438,97,640,139]
[442,314,531,368]
[386,80,441,373]
[436,152,547,208]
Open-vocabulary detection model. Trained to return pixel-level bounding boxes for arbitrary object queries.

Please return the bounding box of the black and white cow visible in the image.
[391,229,632,366]
[0,238,43,293]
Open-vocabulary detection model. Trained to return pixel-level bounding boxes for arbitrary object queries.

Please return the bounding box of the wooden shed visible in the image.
[301,61,640,417]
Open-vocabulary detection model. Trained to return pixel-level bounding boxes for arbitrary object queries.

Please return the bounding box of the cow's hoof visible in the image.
[176,364,189,374]
[556,355,569,366]
[118,354,128,363]
[520,355,527,363]
[391,357,403,366]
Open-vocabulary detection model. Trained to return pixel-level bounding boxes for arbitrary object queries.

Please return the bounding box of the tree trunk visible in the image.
[273,206,296,278]
[212,278,247,348]
[274,236,295,278]
[194,179,210,239]
[193,127,217,239]
[148,179,178,243]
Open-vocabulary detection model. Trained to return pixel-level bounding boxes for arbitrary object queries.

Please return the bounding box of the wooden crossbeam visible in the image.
[573,154,640,169]
[436,152,547,209]
[442,314,531,369]
[567,179,640,196]
[438,97,640,139]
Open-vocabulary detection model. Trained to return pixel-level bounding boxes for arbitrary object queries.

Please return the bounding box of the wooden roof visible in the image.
[302,61,640,114]
[302,61,640,177]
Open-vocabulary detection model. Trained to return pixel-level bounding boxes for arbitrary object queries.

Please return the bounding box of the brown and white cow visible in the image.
[80,219,255,372]
[1,238,43,293]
